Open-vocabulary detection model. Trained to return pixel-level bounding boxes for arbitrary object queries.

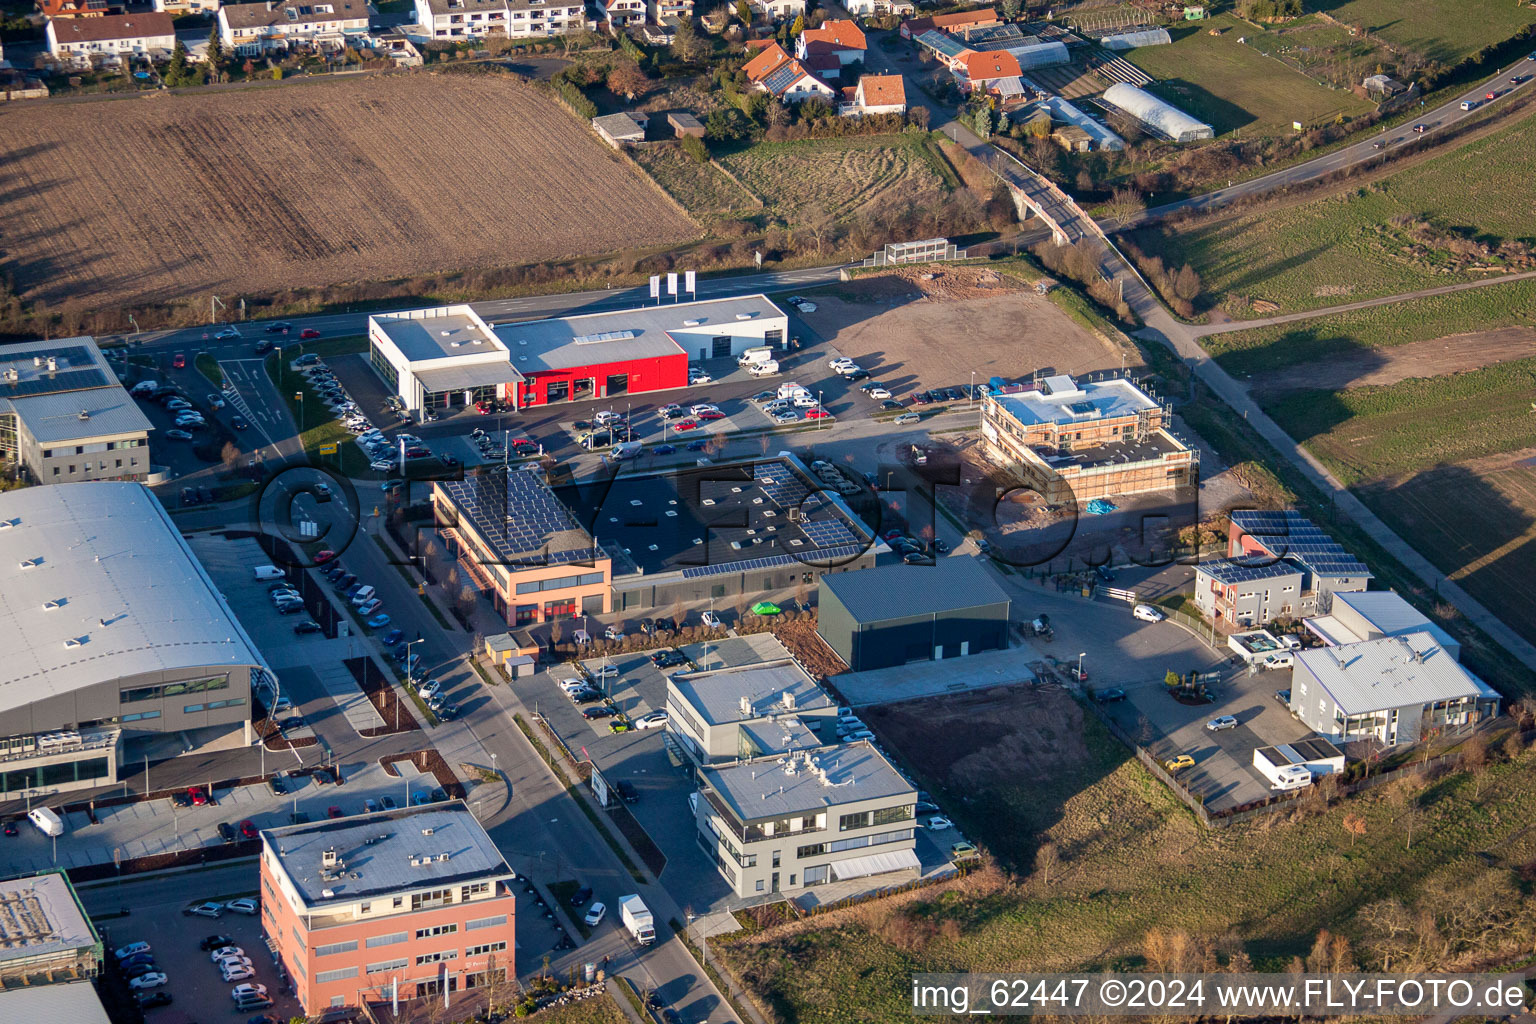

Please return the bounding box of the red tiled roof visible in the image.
[39,0,115,17]
[857,74,905,108]
[962,49,1021,81]
[743,41,792,82]
[801,17,866,53]
[49,10,172,42]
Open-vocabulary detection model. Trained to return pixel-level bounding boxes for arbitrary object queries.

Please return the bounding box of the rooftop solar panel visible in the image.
[678,542,867,579]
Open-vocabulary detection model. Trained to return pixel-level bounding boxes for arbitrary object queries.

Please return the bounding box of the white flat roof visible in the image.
[0,483,269,715]
[0,983,110,1024]
[671,660,834,727]
[0,873,98,968]
[371,306,511,366]
[702,742,912,822]
[993,375,1159,427]
[494,294,785,374]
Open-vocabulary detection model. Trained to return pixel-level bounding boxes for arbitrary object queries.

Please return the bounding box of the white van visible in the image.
[27,807,64,837]
[747,360,780,377]
[792,394,819,408]
[349,585,376,606]
[1132,604,1166,623]
[608,441,644,461]
[737,346,773,367]
[252,565,285,581]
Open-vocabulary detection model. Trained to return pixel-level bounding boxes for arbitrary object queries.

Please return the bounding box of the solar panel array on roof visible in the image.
[0,364,109,399]
[763,61,806,94]
[801,519,854,547]
[441,470,596,565]
[1231,509,1370,576]
[678,542,866,579]
[1200,559,1299,585]
[754,463,828,514]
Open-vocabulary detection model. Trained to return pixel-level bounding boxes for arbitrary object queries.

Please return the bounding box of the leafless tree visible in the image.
[1033,841,1059,887]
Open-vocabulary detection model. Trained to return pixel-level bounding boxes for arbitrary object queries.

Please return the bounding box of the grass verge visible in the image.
[195,352,223,388]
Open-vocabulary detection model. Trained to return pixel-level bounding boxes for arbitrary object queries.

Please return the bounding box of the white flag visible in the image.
[649,275,661,299]
[667,272,679,295]
[684,270,696,294]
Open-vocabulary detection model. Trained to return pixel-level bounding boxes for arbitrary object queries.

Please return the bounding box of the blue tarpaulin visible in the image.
[1085,499,1119,515]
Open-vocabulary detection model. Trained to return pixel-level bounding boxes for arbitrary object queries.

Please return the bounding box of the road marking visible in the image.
[218,359,277,449]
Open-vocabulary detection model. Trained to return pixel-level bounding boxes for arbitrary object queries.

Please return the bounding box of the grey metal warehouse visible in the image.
[0,483,270,800]
[817,558,1011,671]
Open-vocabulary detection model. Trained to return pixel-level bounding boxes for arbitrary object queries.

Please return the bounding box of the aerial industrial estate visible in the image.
[2,0,1536,1022]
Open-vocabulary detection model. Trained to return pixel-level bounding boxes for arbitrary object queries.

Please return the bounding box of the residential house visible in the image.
[842,0,910,16]
[957,48,1021,94]
[411,0,505,41]
[504,0,586,38]
[1289,633,1499,747]
[39,0,118,18]
[1303,590,1461,661]
[219,0,369,54]
[151,0,219,16]
[591,110,647,147]
[1227,509,1372,606]
[748,0,802,22]
[900,7,998,40]
[46,12,173,64]
[745,42,837,104]
[647,0,690,24]
[795,18,865,67]
[594,0,644,27]
[839,73,904,116]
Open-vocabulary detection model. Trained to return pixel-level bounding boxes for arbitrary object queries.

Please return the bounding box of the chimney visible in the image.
[322,846,340,868]
[738,696,751,717]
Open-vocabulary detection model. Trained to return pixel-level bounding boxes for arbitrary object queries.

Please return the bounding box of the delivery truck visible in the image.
[737,346,774,367]
[619,894,655,945]
[27,807,64,837]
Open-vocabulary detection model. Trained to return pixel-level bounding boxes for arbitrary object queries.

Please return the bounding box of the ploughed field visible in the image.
[0,74,697,308]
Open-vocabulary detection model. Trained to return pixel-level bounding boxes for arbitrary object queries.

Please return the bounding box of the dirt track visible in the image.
[799,267,1127,395]
[0,74,697,308]
[1253,326,1536,397]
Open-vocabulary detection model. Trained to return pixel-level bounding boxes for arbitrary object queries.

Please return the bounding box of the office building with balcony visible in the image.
[694,742,917,899]
[261,801,517,1014]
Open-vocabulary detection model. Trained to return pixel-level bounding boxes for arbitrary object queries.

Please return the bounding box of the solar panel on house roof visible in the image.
[0,365,109,399]
[1201,560,1298,585]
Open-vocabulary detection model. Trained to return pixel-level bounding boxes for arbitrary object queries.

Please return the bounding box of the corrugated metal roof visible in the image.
[0,983,110,1024]
[0,484,269,716]
[821,557,1009,623]
[4,388,153,444]
[1297,632,1496,714]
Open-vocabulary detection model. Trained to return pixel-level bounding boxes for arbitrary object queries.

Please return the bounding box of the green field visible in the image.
[1266,357,1536,487]
[715,134,951,225]
[1204,277,1536,375]
[1123,15,1374,136]
[1312,0,1536,65]
[719,720,1536,1023]
[1148,108,1536,316]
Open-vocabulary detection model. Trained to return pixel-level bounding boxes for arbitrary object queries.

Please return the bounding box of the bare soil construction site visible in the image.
[0,73,698,308]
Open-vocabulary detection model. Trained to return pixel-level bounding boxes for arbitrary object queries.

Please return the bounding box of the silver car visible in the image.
[1206,716,1239,732]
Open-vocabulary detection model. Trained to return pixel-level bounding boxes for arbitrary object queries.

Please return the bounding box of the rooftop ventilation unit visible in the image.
[322,847,340,868]
[42,599,62,610]
[572,330,636,345]
[782,690,796,710]
[64,637,85,648]
[77,410,90,421]
[19,557,42,569]
[683,319,704,326]
[321,888,336,899]
[734,313,756,321]
[421,827,435,836]
[739,696,752,717]
[436,853,450,862]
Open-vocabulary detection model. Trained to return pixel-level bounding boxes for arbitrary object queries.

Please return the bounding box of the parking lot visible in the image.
[1099,661,1315,813]
[96,892,295,1024]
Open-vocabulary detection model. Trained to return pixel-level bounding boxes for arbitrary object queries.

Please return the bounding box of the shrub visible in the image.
[681,133,709,163]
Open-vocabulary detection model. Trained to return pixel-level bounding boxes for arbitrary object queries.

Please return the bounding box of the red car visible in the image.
[696,410,725,421]
[188,787,209,806]
[238,820,258,840]
[172,353,186,369]
[474,402,493,414]
[672,419,701,431]
[805,408,831,419]
[1487,91,1498,100]
[300,328,321,339]
[314,549,337,564]
[327,806,344,819]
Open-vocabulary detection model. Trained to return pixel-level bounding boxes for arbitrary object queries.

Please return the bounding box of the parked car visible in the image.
[950,841,979,859]
[184,901,223,918]
[217,822,237,844]
[120,952,156,971]
[293,620,322,635]
[199,934,233,952]
[366,613,391,628]
[633,710,669,730]
[115,941,152,960]
[230,984,268,1001]
[128,973,168,991]
[1132,604,1166,623]
[1094,688,1127,704]
[136,992,173,1010]
[1206,716,1239,732]
[570,886,593,906]
[1163,754,1196,772]
[582,706,616,720]
[584,902,607,927]
[417,680,442,702]
[327,806,344,819]
[925,816,953,830]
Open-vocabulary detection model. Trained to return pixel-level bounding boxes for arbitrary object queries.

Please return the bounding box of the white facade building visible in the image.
[46,12,175,64]
[219,0,369,53]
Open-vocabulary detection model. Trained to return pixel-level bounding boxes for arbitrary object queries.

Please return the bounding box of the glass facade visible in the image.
[121,675,230,704]
[0,755,110,793]
[370,340,400,392]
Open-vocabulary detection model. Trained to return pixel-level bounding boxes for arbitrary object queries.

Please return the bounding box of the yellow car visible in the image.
[1163,754,1195,773]
[950,841,979,859]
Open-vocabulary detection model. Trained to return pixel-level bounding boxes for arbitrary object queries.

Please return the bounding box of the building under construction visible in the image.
[979,373,1197,503]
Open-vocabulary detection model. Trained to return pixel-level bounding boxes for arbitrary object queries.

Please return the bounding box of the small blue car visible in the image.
[382,629,405,646]
[367,613,391,628]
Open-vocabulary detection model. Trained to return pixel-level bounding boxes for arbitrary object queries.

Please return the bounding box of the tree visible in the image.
[1172,263,1202,302]
[1001,0,1021,18]
[220,440,241,471]
[673,16,706,62]
[165,39,193,87]
[681,133,709,163]
[735,0,751,22]
[1387,777,1419,850]
[242,57,256,75]
[971,104,993,140]
[789,13,804,35]
[1106,186,1145,223]
[705,107,750,141]
[207,24,225,69]
[1460,733,1489,796]
[607,62,648,101]
[1164,669,1182,688]
[1033,841,1059,886]
[1341,813,1366,847]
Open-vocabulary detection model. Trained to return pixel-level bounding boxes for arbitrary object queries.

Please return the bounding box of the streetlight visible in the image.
[969,370,976,409]
[1077,652,1086,683]
[816,390,823,430]
[403,638,423,729]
